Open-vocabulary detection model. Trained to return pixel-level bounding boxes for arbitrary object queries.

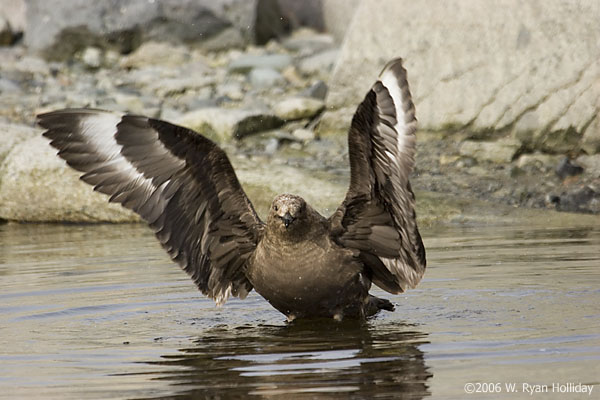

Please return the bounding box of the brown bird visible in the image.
[38,58,426,321]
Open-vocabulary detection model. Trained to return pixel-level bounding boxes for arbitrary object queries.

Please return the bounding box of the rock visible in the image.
[147,75,216,98]
[0,77,21,93]
[12,54,50,76]
[80,46,102,69]
[317,106,355,136]
[264,137,279,154]
[120,41,190,69]
[229,54,293,74]
[254,0,289,44]
[112,92,146,115]
[301,80,328,100]
[249,67,286,88]
[459,138,522,164]
[322,0,360,43]
[439,154,461,166]
[0,121,37,164]
[282,29,335,55]
[23,0,293,60]
[231,156,348,217]
[280,65,303,86]
[555,157,584,180]
[273,97,325,121]
[177,107,284,141]
[321,0,600,141]
[23,0,231,59]
[581,118,600,155]
[298,49,339,76]
[216,81,245,101]
[0,135,138,222]
[535,127,582,154]
[576,154,600,178]
[516,152,560,172]
[292,128,315,142]
[551,185,600,214]
[466,166,492,177]
[278,0,324,32]
[198,27,245,52]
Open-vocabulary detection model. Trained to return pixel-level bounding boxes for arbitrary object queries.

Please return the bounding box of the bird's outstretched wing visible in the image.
[329,58,426,294]
[39,109,263,305]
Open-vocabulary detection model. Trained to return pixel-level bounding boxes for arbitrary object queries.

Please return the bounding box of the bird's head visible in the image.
[267,194,307,234]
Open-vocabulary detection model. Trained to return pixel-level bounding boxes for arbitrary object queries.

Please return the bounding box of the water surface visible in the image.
[1,222,599,399]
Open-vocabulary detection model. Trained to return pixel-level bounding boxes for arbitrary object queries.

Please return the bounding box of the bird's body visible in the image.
[248,197,368,319]
[38,58,426,321]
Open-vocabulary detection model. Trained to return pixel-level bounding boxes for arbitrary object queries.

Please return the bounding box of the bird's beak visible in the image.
[282,212,294,228]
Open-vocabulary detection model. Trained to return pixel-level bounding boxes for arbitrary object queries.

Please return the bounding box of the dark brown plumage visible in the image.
[38,58,426,320]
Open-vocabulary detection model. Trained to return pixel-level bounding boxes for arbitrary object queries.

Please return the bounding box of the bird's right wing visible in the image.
[39,109,264,305]
[329,58,426,294]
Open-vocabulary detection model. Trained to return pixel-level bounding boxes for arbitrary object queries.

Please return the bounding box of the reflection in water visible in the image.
[139,321,431,399]
[1,222,599,398]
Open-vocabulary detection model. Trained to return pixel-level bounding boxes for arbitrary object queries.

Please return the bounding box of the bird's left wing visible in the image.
[39,109,263,305]
[329,58,426,294]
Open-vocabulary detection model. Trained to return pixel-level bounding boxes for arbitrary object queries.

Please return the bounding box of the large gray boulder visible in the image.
[176,107,285,141]
[0,124,138,222]
[322,0,360,43]
[320,0,600,155]
[23,0,288,60]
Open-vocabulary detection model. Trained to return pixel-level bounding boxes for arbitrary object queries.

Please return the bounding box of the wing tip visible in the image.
[37,108,117,129]
[377,57,416,128]
[379,57,406,80]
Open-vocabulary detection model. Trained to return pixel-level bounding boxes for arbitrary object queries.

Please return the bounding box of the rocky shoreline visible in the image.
[1,25,599,224]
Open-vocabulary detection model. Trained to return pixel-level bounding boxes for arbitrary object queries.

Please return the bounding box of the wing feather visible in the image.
[329,58,426,294]
[39,109,263,304]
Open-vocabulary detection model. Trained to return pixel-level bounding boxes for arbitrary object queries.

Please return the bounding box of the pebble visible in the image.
[0,77,21,93]
[516,152,560,171]
[282,29,335,54]
[249,68,285,88]
[177,107,284,142]
[120,41,189,69]
[273,97,325,121]
[536,128,582,154]
[80,47,102,69]
[292,128,316,142]
[298,49,340,76]
[228,54,293,74]
[113,92,146,114]
[576,154,600,178]
[581,125,600,155]
[301,80,328,100]
[264,138,279,154]
[551,185,600,214]
[216,81,245,101]
[459,138,522,164]
[555,157,584,180]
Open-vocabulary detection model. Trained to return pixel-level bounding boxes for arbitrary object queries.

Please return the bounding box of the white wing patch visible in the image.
[379,67,408,155]
[78,113,157,207]
[376,59,417,183]
[79,112,123,161]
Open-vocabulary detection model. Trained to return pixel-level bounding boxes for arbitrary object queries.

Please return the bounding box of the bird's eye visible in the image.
[274,205,278,211]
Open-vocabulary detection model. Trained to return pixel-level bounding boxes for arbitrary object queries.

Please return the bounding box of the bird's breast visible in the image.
[246,235,366,317]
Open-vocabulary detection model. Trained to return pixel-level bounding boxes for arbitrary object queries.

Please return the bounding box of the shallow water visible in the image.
[1,221,599,399]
